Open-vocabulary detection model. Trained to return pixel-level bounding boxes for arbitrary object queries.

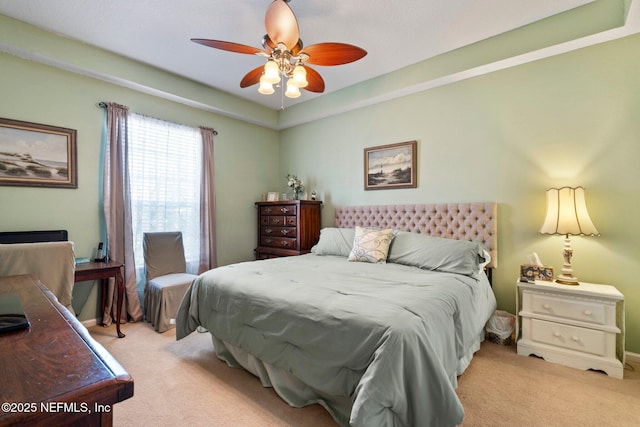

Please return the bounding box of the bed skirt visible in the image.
[212,335,354,426]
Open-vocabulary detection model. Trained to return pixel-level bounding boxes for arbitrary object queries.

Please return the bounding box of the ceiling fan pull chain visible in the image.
[280,81,285,110]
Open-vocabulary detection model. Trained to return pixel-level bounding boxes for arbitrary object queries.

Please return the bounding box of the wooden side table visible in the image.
[75,261,126,338]
[0,274,133,426]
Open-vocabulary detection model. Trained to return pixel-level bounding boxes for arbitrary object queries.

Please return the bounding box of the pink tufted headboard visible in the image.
[335,203,497,269]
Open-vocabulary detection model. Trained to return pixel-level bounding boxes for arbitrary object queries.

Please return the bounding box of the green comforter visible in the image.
[177,254,496,426]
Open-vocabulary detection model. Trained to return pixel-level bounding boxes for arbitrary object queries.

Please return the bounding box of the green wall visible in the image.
[279,34,640,353]
[1,12,639,355]
[0,49,279,320]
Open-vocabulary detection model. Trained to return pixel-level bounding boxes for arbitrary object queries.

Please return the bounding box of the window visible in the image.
[127,113,201,277]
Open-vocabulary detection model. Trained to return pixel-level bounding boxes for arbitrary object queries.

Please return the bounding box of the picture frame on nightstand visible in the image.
[520,265,554,282]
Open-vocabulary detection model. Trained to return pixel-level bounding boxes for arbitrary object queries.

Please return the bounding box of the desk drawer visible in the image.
[528,292,607,325]
[530,319,607,356]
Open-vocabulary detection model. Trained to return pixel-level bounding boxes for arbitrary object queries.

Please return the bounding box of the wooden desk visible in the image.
[75,261,125,338]
[0,274,133,426]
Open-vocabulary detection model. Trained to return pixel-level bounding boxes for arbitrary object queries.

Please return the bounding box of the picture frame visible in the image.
[520,265,554,282]
[267,191,279,201]
[0,117,77,188]
[364,140,417,190]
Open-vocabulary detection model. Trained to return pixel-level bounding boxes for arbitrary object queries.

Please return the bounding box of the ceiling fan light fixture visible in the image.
[285,79,301,98]
[292,64,308,88]
[258,75,275,94]
[191,0,367,101]
[263,60,281,84]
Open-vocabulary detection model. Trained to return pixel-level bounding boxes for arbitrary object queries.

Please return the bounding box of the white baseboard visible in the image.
[81,318,99,328]
[626,351,640,363]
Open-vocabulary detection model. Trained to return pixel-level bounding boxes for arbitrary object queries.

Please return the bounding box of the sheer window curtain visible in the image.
[103,102,143,325]
[199,126,217,273]
[101,103,217,326]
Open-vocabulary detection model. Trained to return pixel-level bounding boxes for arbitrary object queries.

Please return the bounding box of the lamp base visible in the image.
[555,274,579,285]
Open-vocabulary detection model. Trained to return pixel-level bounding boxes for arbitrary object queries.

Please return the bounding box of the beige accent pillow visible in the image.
[348,226,394,263]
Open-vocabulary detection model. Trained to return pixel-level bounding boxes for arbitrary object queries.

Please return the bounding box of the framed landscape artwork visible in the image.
[0,117,77,188]
[364,140,417,190]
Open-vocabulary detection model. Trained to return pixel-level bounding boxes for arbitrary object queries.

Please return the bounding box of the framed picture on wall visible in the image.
[364,140,417,190]
[0,117,77,188]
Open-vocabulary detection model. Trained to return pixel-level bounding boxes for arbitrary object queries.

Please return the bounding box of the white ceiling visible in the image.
[0,0,603,110]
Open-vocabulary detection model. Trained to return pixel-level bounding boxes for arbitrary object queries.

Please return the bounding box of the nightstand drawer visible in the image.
[530,319,607,356]
[528,292,607,325]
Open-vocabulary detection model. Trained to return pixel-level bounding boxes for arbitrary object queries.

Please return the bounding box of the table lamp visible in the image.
[539,186,599,285]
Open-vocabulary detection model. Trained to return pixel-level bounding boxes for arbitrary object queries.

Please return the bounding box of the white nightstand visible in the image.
[516,279,625,379]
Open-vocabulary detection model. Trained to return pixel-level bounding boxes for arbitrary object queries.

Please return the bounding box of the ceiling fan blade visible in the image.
[191,39,264,55]
[301,43,367,66]
[303,67,325,93]
[265,0,300,50]
[240,66,265,88]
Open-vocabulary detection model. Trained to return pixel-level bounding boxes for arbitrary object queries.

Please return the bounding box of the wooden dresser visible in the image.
[0,274,133,426]
[255,200,322,259]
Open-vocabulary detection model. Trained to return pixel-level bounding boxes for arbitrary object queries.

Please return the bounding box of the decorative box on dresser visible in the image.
[516,279,625,379]
[255,200,322,259]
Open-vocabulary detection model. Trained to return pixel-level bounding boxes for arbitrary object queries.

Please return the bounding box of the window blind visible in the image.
[127,113,202,275]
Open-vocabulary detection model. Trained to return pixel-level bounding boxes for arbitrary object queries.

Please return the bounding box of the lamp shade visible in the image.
[539,186,599,236]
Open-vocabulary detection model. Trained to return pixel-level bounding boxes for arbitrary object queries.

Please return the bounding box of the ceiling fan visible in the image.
[191,0,367,99]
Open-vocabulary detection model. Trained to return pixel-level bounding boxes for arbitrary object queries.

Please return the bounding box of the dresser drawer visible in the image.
[526,291,607,325]
[260,205,297,216]
[261,226,297,237]
[266,216,297,226]
[260,236,297,249]
[530,319,607,357]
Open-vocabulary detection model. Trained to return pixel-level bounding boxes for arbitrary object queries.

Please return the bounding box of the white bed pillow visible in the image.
[387,231,486,276]
[348,226,394,263]
[310,227,356,257]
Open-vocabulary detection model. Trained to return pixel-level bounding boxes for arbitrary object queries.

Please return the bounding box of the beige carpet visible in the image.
[90,322,640,427]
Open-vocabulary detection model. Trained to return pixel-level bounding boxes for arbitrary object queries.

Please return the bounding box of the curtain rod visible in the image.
[97,101,218,135]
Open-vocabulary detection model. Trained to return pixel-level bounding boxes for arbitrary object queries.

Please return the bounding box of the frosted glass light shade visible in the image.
[258,75,275,95]
[285,79,301,98]
[292,65,308,88]
[263,60,281,84]
[540,186,599,236]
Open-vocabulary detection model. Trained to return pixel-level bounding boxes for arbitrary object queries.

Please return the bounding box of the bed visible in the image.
[176,203,497,426]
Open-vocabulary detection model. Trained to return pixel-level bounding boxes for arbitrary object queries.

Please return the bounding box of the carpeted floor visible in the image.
[90,322,640,426]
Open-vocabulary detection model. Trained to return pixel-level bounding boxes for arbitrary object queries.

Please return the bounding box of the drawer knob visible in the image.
[583,310,592,316]
[543,304,551,310]
[570,336,579,342]
[281,207,289,213]
[265,208,272,214]
[265,228,273,234]
[273,218,281,224]
[553,332,561,338]
[282,241,289,246]
[281,229,290,235]
[265,238,273,244]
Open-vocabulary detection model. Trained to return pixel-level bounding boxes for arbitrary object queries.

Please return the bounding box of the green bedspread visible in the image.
[177,254,496,426]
